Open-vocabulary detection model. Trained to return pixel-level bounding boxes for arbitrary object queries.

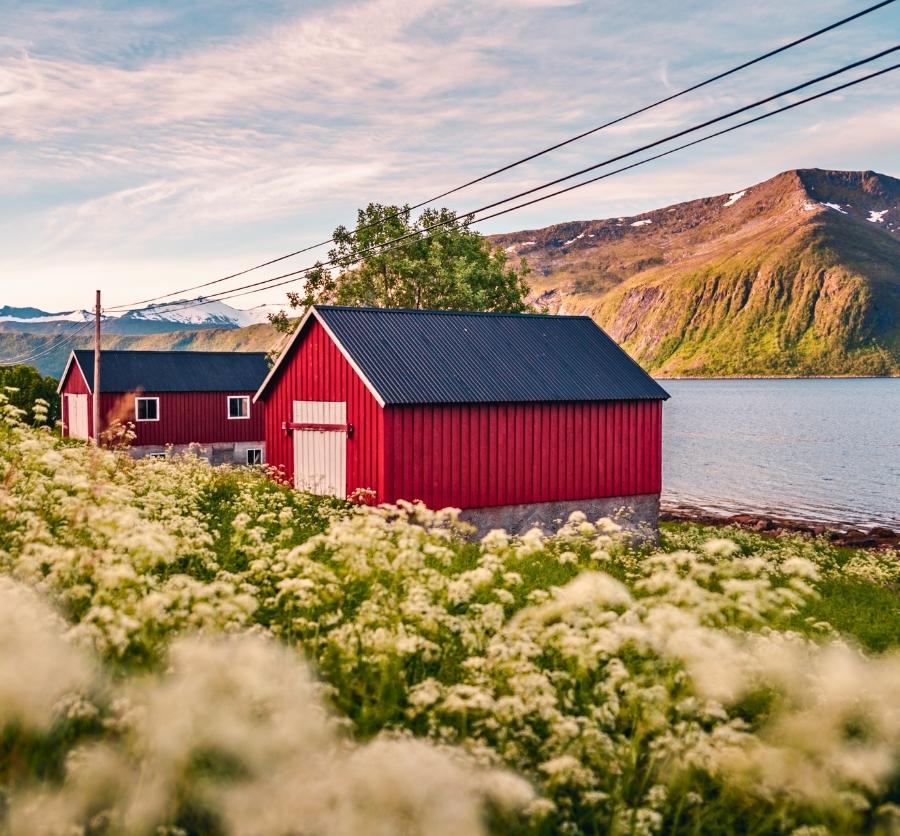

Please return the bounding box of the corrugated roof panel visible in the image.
[73,350,269,393]
[314,306,669,404]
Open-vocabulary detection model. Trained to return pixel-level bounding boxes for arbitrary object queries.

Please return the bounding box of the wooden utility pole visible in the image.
[93,289,101,444]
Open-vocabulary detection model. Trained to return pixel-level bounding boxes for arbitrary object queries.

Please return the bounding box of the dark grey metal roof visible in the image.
[314,306,669,404]
[72,350,269,393]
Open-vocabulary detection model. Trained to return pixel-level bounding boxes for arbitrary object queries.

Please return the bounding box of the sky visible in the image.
[1,0,898,312]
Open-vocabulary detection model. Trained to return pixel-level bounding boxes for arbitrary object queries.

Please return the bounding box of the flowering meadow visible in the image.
[1,393,899,835]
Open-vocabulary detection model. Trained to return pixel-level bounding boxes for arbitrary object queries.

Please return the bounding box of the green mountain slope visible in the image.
[493,169,900,376]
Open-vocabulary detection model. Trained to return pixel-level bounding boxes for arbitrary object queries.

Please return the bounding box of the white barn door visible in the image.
[292,401,347,497]
[67,394,89,439]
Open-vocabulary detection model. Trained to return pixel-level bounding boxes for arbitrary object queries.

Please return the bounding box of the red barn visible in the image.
[255,306,669,533]
[58,350,269,464]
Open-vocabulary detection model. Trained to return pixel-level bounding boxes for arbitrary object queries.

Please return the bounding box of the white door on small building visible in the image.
[292,401,347,497]
[67,394,89,439]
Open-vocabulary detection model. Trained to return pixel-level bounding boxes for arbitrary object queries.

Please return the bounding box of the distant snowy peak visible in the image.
[121,300,254,327]
[0,300,285,329]
[119,299,287,327]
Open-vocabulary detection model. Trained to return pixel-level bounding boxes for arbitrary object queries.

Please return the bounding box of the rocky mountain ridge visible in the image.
[491,168,899,376]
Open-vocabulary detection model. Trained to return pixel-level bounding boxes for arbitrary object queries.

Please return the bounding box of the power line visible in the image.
[472,60,900,224]
[167,59,900,314]
[105,0,898,313]
[115,48,900,316]
[155,58,900,317]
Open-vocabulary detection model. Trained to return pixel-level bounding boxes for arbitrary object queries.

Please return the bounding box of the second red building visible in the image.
[58,349,268,464]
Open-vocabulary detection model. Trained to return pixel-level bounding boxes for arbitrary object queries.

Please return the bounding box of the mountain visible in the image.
[6,168,899,380]
[492,168,900,376]
[0,300,289,377]
[0,300,286,336]
[0,306,91,324]
[117,300,282,329]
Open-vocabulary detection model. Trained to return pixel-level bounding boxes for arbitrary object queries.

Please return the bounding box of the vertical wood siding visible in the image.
[260,319,384,497]
[59,360,264,445]
[383,399,662,508]
[98,391,264,446]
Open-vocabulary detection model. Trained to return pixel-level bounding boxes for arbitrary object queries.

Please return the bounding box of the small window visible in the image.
[135,397,159,422]
[228,396,250,420]
[246,448,262,466]
[147,452,166,460]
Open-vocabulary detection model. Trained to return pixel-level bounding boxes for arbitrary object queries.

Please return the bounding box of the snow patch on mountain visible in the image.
[123,300,242,326]
[723,190,746,207]
[505,240,536,253]
[630,219,653,227]
[823,202,848,214]
[868,209,889,223]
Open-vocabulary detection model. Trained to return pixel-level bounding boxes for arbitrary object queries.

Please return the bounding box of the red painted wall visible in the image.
[260,318,384,495]
[382,400,662,509]
[59,358,264,446]
[99,391,263,446]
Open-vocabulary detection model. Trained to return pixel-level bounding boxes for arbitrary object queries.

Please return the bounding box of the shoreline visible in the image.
[660,506,898,550]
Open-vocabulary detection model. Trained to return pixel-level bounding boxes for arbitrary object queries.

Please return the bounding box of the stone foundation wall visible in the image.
[131,441,266,466]
[459,493,660,540]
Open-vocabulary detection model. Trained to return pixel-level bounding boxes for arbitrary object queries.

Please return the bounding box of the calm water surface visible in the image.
[661,379,899,528]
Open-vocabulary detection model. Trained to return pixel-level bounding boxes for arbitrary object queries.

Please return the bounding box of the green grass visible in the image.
[793,580,900,654]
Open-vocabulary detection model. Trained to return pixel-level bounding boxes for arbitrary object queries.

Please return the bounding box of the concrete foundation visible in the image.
[131,441,265,466]
[458,493,660,540]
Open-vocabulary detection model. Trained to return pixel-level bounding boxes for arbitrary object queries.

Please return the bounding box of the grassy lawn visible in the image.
[795,579,900,653]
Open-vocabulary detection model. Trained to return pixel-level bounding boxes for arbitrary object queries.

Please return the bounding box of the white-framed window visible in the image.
[228,396,250,420]
[147,452,166,460]
[135,397,160,422]
[246,448,263,465]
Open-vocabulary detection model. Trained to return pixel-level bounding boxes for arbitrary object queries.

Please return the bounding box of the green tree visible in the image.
[271,204,531,330]
[0,364,59,424]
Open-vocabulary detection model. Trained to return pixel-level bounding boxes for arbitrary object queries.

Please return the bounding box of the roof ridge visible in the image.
[314,304,591,320]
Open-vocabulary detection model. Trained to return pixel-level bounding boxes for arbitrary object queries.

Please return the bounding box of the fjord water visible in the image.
[661,379,899,529]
